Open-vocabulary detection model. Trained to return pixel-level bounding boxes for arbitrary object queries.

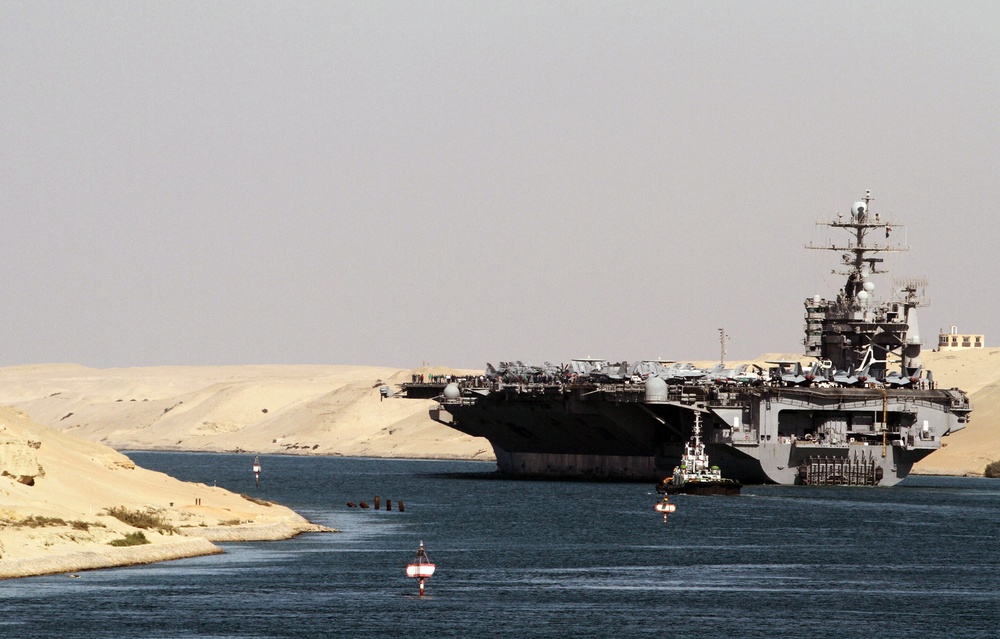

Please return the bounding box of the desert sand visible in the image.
[908,348,1000,475]
[0,405,329,580]
[0,364,492,461]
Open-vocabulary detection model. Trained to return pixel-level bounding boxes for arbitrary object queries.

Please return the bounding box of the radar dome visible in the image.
[857,290,869,302]
[863,281,875,293]
[443,383,461,399]
[644,376,668,402]
[852,201,867,217]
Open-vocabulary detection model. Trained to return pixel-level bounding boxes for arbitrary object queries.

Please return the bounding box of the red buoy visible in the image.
[405,541,436,596]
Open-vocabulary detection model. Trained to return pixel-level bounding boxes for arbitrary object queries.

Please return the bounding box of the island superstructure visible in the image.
[402,194,971,485]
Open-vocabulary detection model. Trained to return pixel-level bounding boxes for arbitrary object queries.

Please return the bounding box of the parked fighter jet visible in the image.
[628,360,676,380]
[731,363,764,384]
[663,363,708,384]
[589,362,629,382]
[885,366,925,388]
[569,358,608,376]
[706,363,734,383]
[707,363,763,384]
[767,361,823,386]
[830,364,874,387]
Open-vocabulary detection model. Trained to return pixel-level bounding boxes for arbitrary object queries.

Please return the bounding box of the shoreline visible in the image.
[0,522,335,581]
[124,446,497,462]
[0,537,221,580]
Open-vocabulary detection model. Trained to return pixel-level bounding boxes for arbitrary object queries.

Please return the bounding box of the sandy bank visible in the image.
[0,537,221,579]
[0,520,338,580]
[0,363,490,461]
[184,521,333,543]
[1,406,334,580]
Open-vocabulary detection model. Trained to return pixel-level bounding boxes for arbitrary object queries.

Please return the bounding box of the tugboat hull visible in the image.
[658,481,743,496]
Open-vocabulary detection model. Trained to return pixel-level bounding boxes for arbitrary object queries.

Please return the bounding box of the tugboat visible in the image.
[656,413,742,496]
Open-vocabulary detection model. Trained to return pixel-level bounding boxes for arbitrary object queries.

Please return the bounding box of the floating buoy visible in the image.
[405,541,436,596]
[654,497,677,522]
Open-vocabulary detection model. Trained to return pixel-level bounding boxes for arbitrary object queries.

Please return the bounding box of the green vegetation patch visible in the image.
[102,506,178,534]
[0,516,101,530]
[20,515,67,527]
[109,531,150,547]
[985,460,1000,478]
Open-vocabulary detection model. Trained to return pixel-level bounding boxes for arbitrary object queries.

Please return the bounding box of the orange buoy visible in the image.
[405,541,436,596]
[654,497,677,522]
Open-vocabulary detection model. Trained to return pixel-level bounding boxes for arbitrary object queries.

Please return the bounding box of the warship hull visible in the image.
[405,194,973,486]
[415,381,970,486]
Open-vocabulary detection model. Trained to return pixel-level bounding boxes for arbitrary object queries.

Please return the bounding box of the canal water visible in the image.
[2,453,998,638]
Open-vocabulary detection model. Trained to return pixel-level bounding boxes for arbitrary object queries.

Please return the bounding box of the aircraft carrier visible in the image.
[402,193,972,485]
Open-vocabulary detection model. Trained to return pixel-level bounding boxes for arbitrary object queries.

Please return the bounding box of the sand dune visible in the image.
[0,364,492,461]
[0,406,329,579]
[909,349,1000,475]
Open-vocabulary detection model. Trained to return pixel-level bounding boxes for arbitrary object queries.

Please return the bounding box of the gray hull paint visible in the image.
[433,384,969,485]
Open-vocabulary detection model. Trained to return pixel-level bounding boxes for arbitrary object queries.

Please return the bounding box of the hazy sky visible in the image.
[2,1,998,369]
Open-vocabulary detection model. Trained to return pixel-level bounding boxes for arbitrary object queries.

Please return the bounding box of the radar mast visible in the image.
[803,192,924,376]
